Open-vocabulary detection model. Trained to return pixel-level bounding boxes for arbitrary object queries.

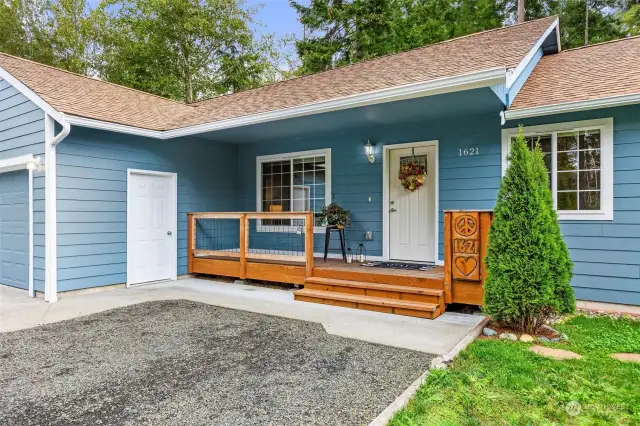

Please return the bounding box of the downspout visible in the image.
[44,113,70,303]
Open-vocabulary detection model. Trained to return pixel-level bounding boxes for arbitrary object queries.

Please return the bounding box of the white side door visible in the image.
[127,171,176,285]
[388,145,437,262]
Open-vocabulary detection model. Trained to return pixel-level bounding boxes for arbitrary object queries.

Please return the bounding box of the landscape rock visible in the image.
[611,353,640,363]
[519,334,534,342]
[530,345,582,360]
[538,336,551,343]
[540,324,559,335]
[499,333,517,341]
[482,328,497,337]
[550,337,561,342]
[560,333,569,341]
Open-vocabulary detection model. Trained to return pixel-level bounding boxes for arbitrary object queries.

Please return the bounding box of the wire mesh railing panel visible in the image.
[194,218,240,254]
[247,217,306,260]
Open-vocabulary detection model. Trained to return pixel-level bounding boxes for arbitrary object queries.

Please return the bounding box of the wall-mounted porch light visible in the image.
[365,140,375,163]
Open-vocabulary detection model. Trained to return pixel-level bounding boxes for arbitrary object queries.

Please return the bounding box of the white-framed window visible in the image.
[501,118,613,221]
[256,148,331,232]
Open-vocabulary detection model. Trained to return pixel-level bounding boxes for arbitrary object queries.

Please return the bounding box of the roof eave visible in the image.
[504,93,640,121]
[65,115,165,139]
[163,67,507,139]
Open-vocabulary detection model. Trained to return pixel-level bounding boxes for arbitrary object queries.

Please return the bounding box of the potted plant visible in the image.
[317,203,351,229]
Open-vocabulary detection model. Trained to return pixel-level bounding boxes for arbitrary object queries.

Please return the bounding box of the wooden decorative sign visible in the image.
[451,212,480,281]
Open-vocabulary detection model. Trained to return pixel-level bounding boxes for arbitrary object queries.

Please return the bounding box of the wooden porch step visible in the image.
[305,277,444,296]
[311,267,445,290]
[304,276,444,308]
[294,288,441,319]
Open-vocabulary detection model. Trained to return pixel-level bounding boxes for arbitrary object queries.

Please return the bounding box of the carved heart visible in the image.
[455,256,477,276]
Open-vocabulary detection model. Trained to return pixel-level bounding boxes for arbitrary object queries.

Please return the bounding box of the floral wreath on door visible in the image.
[399,160,426,192]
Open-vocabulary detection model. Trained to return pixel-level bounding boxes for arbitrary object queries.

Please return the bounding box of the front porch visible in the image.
[188,210,491,319]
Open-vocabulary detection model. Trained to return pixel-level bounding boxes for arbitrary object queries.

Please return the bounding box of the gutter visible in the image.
[44,113,70,303]
[52,115,71,146]
[165,67,507,139]
[65,67,507,140]
[504,93,640,121]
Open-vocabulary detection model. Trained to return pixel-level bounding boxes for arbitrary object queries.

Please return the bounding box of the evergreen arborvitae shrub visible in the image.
[484,127,575,333]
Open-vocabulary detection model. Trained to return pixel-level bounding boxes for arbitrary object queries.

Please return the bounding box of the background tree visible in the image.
[93,0,279,103]
[0,0,54,64]
[48,0,95,74]
[291,0,507,74]
[0,0,94,72]
[484,128,575,333]
[622,0,640,34]
[558,0,624,47]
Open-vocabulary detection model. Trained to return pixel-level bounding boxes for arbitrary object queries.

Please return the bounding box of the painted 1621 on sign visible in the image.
[458,147,479,156]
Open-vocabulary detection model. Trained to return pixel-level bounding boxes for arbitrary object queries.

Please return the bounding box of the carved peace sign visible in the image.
[455,215,477,237]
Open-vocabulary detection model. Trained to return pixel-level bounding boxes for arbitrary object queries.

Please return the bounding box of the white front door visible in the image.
[388,144,437,262]
[127,172,175,285]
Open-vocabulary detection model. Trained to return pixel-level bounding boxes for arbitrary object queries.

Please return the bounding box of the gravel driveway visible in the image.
[0,300,432,425]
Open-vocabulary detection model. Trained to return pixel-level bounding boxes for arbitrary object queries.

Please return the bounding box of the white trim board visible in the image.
[66,115,163,139]
[126,169,178,287]
[382,141,440,264]
[505,18,559,89]
[501,118,614,221]
[504,94,640,120]
[0,154,41,174]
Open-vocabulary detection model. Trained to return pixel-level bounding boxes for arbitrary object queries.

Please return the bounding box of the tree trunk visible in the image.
[184,74,193,104]
[518,0,525,23]
[585,0,589,46]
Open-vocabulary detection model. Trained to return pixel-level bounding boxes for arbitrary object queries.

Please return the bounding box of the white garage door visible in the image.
[0,171,29,290]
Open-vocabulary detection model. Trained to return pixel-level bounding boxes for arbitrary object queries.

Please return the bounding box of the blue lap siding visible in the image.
[509,104,640,305]
[0,77,45,292]
[52,127,238,291]
[237,104,640,305]
[236,112,502,259]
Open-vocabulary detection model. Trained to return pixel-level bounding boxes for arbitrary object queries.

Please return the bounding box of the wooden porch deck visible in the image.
[188,210,490,319]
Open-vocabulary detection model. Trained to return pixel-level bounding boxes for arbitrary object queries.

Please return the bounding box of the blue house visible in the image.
[1,16,639,314]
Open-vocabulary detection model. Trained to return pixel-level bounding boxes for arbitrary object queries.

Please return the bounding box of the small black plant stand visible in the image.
[323,225,346,262]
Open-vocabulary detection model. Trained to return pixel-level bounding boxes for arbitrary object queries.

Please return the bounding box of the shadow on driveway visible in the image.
[0,300,433,425]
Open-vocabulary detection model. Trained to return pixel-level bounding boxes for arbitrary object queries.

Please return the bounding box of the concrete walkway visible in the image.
[0,278,484,355]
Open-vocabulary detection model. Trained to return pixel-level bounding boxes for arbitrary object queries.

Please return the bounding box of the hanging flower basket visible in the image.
[399,161,426,192]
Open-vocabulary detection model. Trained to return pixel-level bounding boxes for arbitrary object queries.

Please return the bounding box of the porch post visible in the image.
[239,214,247,279]
[443,211,452,304]
[187,213,194,274]
[305,212,314,278]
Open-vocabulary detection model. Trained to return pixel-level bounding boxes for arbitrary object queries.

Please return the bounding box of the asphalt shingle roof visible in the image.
[0,17,559,131]
[510,36,640,111]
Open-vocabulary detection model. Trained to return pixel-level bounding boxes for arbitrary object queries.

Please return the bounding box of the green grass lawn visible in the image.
[390,315,640,426]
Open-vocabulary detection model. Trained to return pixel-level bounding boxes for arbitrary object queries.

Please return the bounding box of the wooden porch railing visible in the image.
[187,211,315,281]
[443,210,493,306]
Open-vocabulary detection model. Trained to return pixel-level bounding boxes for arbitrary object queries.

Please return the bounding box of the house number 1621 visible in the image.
[458,147,479,156]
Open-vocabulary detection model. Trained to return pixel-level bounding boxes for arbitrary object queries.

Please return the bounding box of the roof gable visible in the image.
[508,36,640,118]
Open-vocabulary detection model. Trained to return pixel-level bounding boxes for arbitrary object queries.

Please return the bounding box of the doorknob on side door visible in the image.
[167,231,172,236]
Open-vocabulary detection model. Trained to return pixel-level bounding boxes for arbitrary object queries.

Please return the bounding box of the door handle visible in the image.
[167,231,172,236]
[389,208,397,213]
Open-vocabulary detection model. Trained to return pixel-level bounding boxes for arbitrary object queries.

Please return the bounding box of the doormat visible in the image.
[361,261,436,271]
